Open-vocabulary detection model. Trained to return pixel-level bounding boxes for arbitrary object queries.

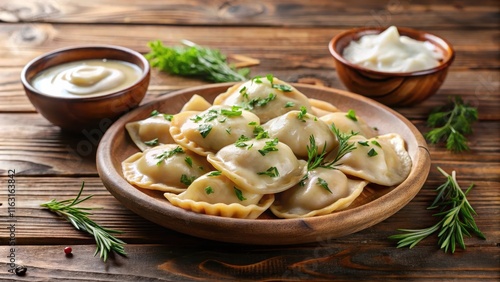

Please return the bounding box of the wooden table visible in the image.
[1,0,498,280]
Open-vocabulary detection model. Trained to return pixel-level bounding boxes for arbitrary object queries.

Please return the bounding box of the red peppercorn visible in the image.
[64,246,72,255]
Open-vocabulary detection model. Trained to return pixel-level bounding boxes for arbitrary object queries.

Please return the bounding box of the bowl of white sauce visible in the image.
[21,45,150,132]
[329,26,454,106]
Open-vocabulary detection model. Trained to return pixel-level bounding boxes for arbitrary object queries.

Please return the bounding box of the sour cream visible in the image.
[343,26,443,73]
[31,59,142,98]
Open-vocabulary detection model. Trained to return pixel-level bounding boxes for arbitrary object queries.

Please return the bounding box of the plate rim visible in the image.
[96,82,431,245]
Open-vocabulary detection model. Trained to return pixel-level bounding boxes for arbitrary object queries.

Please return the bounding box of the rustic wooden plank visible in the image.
[0,113,498,176]
[0,176,498,246]
[0,0,498,28]
[1,24,498,67]
[0,242,498,281]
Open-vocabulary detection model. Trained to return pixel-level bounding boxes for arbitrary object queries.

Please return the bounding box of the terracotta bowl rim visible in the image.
[20,44,150,102]
[328,26,455,77]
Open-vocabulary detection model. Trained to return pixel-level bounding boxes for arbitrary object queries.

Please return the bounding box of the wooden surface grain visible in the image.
[0,0,499,280]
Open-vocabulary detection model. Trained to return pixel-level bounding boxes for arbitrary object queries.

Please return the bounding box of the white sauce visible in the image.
[31,59,142,98]
[342,26,444,73]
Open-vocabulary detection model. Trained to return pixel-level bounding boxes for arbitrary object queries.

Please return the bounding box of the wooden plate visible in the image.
[96,83,430,245]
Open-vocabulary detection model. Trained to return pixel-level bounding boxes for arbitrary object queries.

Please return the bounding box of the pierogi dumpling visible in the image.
[262,109,338,158]
[169,105,260,156]
[180,94,212,112]
[270,168,368,218]
[309,98,340,117]
[213,76,312,123]
[332,133,412,186]
[320,112,378,138]
[125,114,174,151]
[164,172,274,219]
[207,138,307,194]
[122,144,212,193]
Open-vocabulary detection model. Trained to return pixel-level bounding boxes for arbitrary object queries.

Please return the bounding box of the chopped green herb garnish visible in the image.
[367,148,378,157]
[205,186,214,195]
[317,178,332,194]
[198,124,213,138]
[144,138,159,146]
[150,110,160,117]
[358,141,369,147]
[257,166,280,178]
[226,127,232,134]
[234,187,246,201]
[371,140,382,147]
[163,114,174,121]
[248,121,258,126]
[297,106,308,122]
[253,125,269,139]
[190,115,202,123]
[220,106,243,117]
[285,101,295,108]
[266,74,274,84]
[155,146,184,165]
[253,76,263,83]
[184,156,193,167]
[235,135,251,147]
[258,138,279,156]
[346,109,358,121]
[208,171,222,177]
[180,174,196,186]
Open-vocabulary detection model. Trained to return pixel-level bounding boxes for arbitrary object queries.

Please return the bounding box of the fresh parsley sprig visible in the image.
[425,96,478,152]
[389,167,485,253]
[40,182,126,262]
[146,40,250,83]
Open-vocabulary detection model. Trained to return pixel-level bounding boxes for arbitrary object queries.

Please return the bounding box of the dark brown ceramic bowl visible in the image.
[21,45,150,133]
[329,27,454,106]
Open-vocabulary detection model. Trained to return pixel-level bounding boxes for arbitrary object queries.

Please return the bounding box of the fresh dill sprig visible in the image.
[425,96,478,152]
[389,167,485,253]
[40,182,127,262]
[145,40,249,83]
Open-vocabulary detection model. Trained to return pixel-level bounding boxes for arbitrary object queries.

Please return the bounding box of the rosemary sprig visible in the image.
[145,39,250,83]
[389,167,485,253]
[425,96,478,152]
[40,182,127,262]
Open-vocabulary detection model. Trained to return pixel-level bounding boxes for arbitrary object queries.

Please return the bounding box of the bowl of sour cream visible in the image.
[21,45,150,132]
[329,26,454,106]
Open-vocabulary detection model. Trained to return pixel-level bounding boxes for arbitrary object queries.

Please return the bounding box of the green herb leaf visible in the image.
[208,171,222,177]
[184,156,193,167]
[180,174,196,186]
[257,166,280,177]
[146,40,249,83]
[358,141,369,146]
[367,148,378,157]
[258,138,279,156]
[155,146,184,165]
[389,167,485,253]
[205,186,214,195]
[40,182,126,262]
[346,109,358,121]
[425,96,478,152]
[371,140,382,147]
[317,178,332,193]
[234,187,246,201]
[144,138,159,146]
[297,106,308,122]
[150,110,160,117]
[198,124,213,138]
[284,101,295,108]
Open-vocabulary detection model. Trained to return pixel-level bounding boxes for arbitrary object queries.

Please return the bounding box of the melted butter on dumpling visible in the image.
[263,109,338,158]
[125,114,174,151]
[270,168,368,218]
[207,138,307,194]
[213,76,312,123]
[332,133,412,186]
[122,144,212,193]
[169,105,260,156]
[164,172,274,219]
[320,112,378,138]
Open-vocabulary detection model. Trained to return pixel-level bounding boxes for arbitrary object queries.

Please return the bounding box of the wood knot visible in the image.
[0,0,61,22]
[8,24,56,48]
[218,1,266,19]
